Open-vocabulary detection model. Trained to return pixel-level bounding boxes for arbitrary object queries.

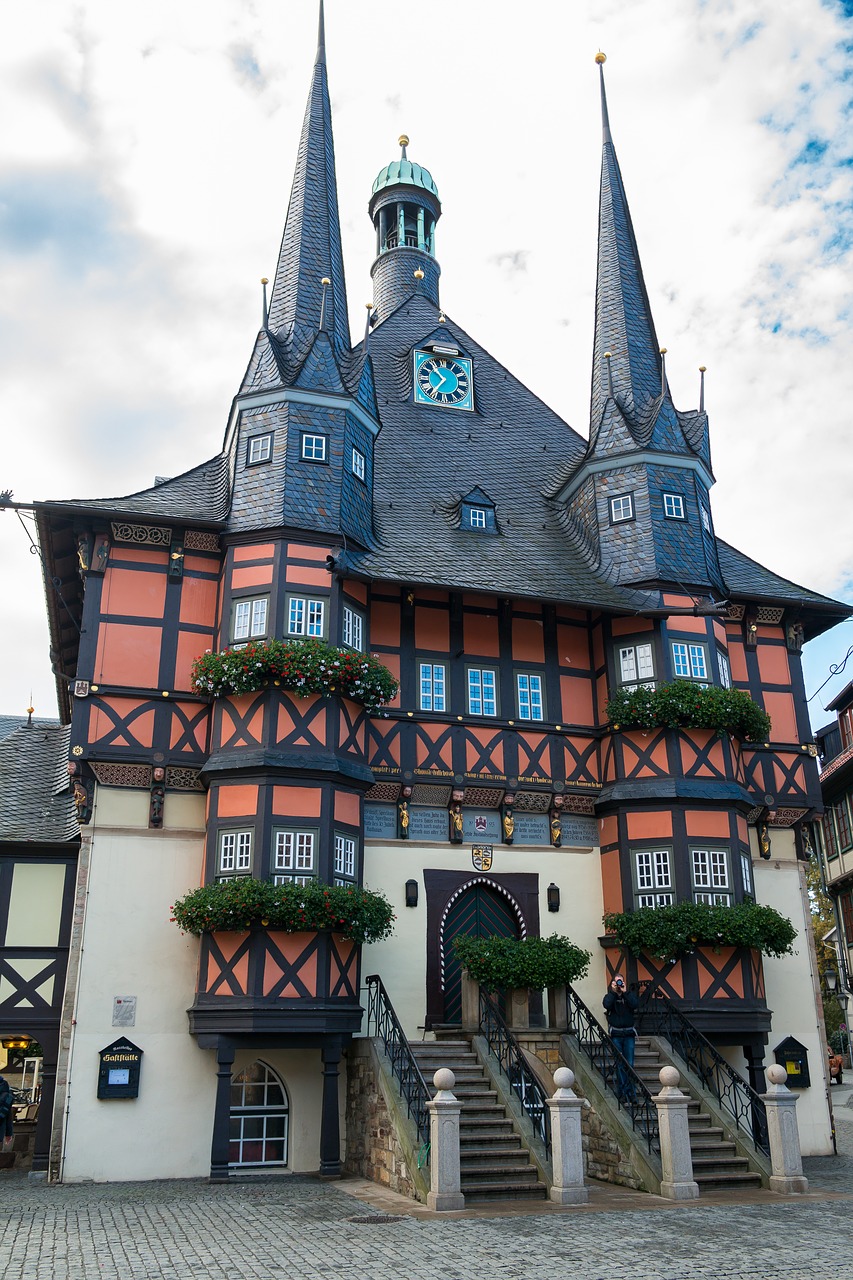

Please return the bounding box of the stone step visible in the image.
[690,1138,737,1156]
[453,1087,498,1101]
[460,1120,516,1136]
[461,1162,535,1177]
[692,1155,751,1173]
[459,1143,527,1159]
[694,1170,763,1189]
[463,1180,548,1202]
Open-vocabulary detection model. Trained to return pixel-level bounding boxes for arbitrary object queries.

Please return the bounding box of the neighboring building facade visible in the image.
[30,7,848,1180]
[0,716,78,1174]
[816,686,853,987]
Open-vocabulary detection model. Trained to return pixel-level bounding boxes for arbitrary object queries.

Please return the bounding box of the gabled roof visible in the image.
[0,718,77,843]
[716,539,849,616]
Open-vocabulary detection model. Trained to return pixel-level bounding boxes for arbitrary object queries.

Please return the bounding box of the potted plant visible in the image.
[452,934,591,1029]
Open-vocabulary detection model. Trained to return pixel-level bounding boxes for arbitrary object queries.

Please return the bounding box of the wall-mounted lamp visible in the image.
[547,883,561,913]
[825,966,838,993]
[405,879,419,908]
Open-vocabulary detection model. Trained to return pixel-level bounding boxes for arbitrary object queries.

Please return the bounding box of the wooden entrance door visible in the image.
[441,884,520,1023]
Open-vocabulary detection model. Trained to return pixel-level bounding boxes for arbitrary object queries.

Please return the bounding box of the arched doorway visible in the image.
[441,882,522,1023]
[229,1060,289,1168]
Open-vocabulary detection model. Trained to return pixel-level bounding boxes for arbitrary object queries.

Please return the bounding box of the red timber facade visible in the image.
[27,8,849,1179]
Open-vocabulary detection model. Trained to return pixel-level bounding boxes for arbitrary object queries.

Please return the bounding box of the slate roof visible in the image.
[347,296,658,611]
[0,718,77,843]
[716,540,848,613]
[39,453,231,526]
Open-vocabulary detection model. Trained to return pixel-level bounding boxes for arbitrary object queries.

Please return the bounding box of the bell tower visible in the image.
[369,136,442,322]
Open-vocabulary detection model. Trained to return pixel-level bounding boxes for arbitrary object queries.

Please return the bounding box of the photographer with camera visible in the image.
[603,974,639,1103]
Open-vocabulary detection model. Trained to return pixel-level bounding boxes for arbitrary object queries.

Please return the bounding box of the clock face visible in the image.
[413,351,474,410]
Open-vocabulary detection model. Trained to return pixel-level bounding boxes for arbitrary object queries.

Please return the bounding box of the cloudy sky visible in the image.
[1,0,852,728]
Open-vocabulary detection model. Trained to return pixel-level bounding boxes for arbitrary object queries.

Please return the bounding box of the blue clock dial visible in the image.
[414,354,473,408]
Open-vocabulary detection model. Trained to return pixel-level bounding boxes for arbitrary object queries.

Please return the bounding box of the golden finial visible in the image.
[398,134,410,148]
[660,347,667,355]
[595,51,607,64]
[260,277,268,285]
[413,268,425,281]
[27,706,34,715]
[321,277,331,286]
[365,302,373,309]
[699,365,707,373]
[604,351,612,359]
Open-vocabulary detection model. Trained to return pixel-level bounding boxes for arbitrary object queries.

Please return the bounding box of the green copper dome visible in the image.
[371,139,439,200]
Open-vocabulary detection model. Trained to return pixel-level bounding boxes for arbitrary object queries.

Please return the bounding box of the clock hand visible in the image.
[433,369,448,389]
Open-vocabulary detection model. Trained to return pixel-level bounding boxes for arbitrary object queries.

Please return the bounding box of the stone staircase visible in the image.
[409,1033,547,1203]
[631,1037,763,1191]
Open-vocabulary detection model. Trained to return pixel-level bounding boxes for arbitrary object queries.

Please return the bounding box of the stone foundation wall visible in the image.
[344,1039,423,1201]
[517,1031,645,1191]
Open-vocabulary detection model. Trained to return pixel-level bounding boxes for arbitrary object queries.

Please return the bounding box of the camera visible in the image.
[615,976,625,988]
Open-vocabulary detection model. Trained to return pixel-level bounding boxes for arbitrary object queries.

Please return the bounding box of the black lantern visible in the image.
[547,883,560,913]
[405,879,419,908]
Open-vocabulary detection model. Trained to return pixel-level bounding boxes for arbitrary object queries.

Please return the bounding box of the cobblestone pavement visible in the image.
[4,1088,853,1280]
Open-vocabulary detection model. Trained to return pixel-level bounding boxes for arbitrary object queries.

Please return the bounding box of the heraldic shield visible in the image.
[472,845,493,871]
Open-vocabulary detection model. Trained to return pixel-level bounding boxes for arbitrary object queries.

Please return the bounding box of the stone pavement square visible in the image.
[3,1085,853,1280]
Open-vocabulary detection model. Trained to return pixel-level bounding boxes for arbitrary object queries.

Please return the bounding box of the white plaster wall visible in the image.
[61,786,215,1182]
[361,838,606,1039]
[754,841,834,1156]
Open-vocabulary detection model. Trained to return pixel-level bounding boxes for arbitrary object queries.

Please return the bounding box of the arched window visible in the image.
[229,1060,289,1168]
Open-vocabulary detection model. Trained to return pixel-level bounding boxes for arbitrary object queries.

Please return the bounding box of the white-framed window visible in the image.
[717,651,732,689]
[287,595,326,638]
[247,434,272,465]
[232,596,269,642]
[663,492,685,519]
[516,673,544,721]
[741,852,753,897]
[351,448,366,481]
[301,433,327,462]
[468,667,498,717]
[634,848,674,908]
[692,847,732,905]
[672,641,708,682]
[610,494,634,524]
[342,605,364,652]
[469,507,487,529]
[334,833,357,885]
[419,662,447,712]
[219,830,253,878]
[273,830,316,885]
[701,506,711,533]
[618,642,655,690]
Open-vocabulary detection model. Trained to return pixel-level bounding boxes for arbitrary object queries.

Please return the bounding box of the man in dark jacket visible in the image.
[603,976,639,1102]
[0,1075,14,1145]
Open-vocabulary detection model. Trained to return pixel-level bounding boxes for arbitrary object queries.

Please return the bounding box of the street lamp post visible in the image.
[824,966,853,1071]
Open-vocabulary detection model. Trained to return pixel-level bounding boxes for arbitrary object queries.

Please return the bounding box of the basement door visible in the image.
[441,884,520,1023]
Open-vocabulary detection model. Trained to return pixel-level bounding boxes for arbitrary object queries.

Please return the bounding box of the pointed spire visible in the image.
[317,0,326,65]
[265,0,350,365]
[591,54,663,426]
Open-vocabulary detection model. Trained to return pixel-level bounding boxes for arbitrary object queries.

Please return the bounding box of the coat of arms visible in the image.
[472,845,493,871]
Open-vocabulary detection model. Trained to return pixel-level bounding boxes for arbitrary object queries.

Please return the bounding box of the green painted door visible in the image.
[442,885,519,1023]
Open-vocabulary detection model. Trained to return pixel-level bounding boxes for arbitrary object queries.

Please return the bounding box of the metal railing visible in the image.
[478,990,552,1157]
[637,983,769,1156]
[364,974,431,1148]
[565,985,660,1154]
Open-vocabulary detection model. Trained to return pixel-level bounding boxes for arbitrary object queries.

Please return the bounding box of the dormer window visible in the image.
[247,434,272,466]
[663,493,685,520]
[460,487,497,534]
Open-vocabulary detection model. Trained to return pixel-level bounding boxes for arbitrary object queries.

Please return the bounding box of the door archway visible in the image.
[440,880,523,1023]
[229,1060,289,1168]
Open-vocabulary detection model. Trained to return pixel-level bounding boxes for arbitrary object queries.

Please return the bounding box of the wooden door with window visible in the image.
[441,884,520,1023]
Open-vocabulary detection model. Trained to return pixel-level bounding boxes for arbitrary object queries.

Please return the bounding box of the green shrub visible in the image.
[452,934,591,990]
[603,900,796,960]
[190,638,399,714]
[605,679,771,742]
[171,878,395,945]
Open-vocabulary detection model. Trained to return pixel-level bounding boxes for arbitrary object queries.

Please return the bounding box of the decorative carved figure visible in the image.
[550,811,562,848]
[503,808,514,844]
[149,784,165,829]
[758,821,771,859]
[76,533,92,573]
[398,800,410,839]
[449,803,463,843]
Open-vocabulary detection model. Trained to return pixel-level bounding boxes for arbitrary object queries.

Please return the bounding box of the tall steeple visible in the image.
[266,0,350,366]
[590,53,662,426]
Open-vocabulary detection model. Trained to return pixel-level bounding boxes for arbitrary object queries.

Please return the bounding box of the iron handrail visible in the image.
[364,974,431,1147]
[637,982,770,1156]
[564,985,660,1154]
[478,990,552,1157]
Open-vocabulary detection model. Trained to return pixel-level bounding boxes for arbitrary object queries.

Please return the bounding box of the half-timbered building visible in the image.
[27,6,849,1181]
